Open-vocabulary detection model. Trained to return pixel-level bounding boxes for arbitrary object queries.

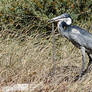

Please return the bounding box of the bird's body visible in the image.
[49,13,92,78]
[58,22,92,54]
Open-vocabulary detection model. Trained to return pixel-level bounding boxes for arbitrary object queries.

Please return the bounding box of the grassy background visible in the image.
[0,0,92,92]
[0,0,91,37]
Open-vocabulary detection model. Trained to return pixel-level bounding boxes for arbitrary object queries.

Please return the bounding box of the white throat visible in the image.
[65,18,72,25]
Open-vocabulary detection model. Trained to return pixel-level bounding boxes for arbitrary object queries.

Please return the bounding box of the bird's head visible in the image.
[48,13,72,26]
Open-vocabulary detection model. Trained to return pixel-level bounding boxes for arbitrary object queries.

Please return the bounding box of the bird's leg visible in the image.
[87,53,92,66]
[74,47,85,81]
[84,53,92,73]
[80,47,85,77]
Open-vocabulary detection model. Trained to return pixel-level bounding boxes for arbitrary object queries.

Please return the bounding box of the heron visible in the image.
[49,13,92,78]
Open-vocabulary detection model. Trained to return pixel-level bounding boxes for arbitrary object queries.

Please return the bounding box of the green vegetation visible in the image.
[0,0,91,38]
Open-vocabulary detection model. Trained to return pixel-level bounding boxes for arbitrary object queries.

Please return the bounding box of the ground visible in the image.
[0,32,92,92]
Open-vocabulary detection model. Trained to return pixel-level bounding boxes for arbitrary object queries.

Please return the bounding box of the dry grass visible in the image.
[0,24,92,92]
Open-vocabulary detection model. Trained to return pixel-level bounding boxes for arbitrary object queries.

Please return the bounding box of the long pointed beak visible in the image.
[48,15,64,23]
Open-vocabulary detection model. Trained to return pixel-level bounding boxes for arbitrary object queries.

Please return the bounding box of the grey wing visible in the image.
[79,28,92,49]
[69,26,92,50]
[84,34,92,50]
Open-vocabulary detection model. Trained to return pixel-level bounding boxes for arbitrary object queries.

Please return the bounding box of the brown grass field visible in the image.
[0,23,92,92]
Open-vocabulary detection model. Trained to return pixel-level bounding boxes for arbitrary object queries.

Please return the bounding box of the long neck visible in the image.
[58,21,70,38]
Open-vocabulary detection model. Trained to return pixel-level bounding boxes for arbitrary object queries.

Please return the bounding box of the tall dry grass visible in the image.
[0,21,92,91]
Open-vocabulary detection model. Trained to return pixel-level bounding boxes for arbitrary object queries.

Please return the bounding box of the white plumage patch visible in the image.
[58,17,72,26]
[65,18,72,25]
[72,29,80,34]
